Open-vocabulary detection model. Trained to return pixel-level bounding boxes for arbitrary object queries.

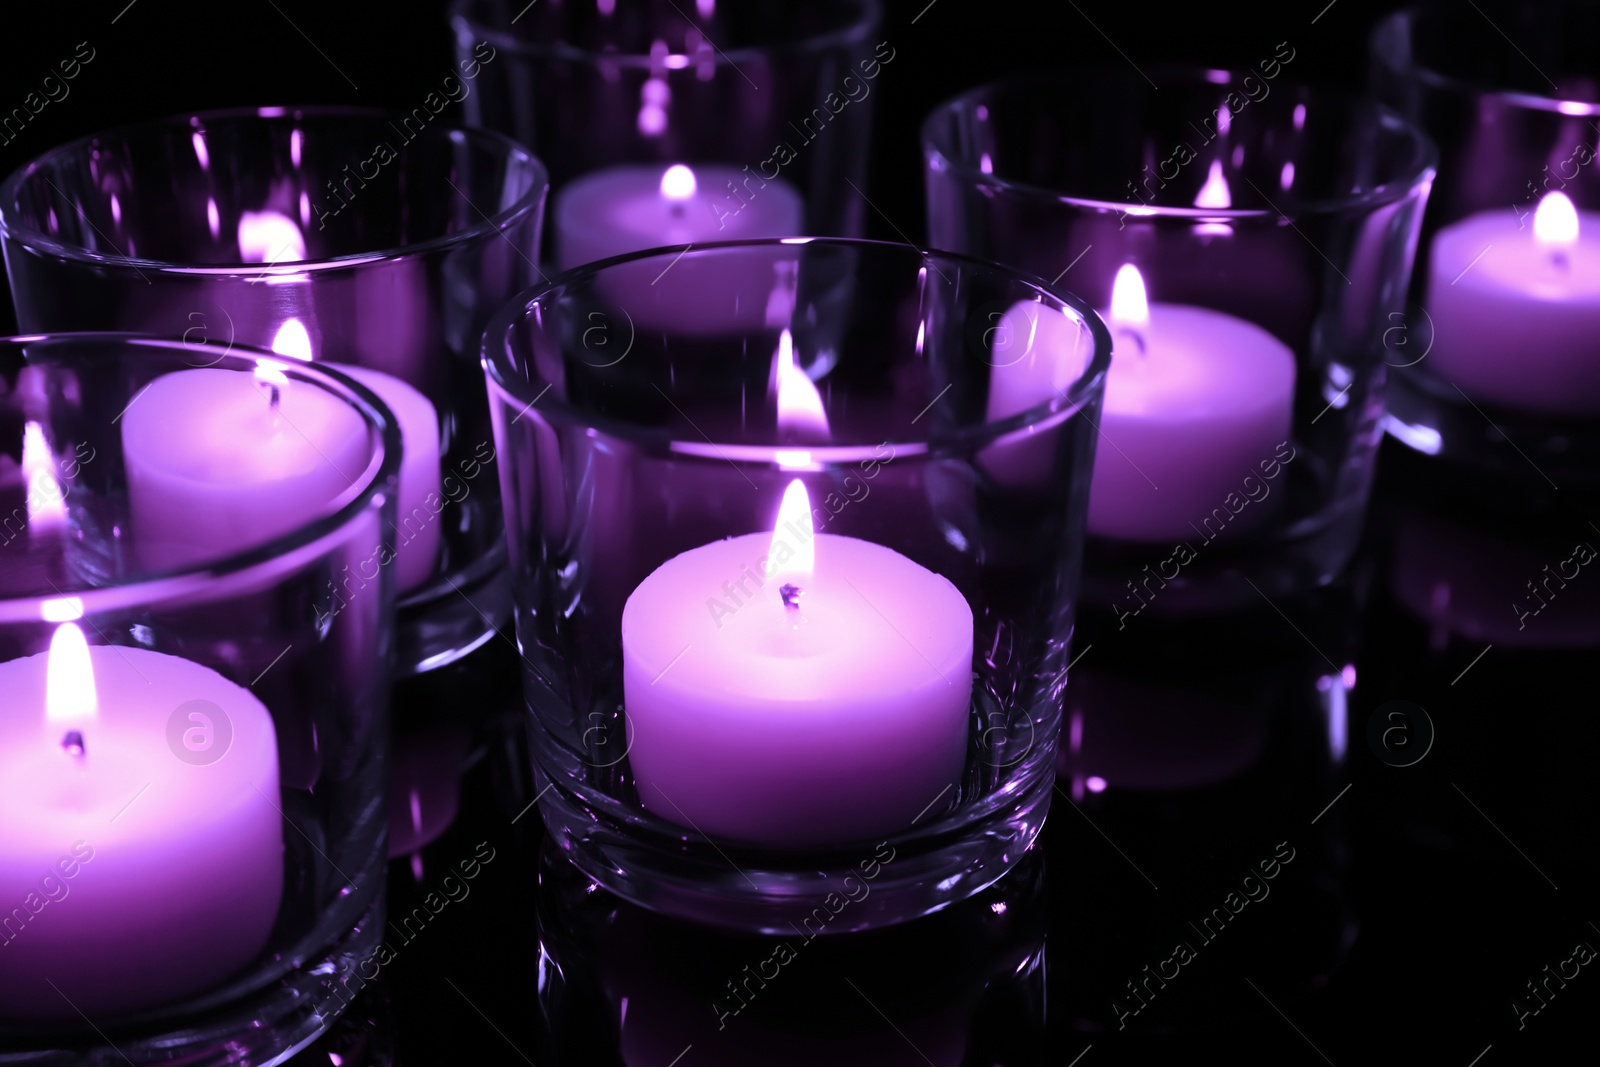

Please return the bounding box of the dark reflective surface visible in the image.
[271,437,1600,1066]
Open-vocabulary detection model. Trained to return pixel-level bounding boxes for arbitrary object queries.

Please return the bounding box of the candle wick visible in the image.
[61,730,85,758]
[1113,327,1148,359]
[268,383,282,409]
[1553,249,1571,272]
[779,583,804,611]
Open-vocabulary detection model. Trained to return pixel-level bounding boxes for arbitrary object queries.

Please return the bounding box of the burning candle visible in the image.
[984,265,1296,542]
[1089,264,1296,541]
[270,319,443,593]
[0,620,283,1020]
[1424,191,1600,415]
[122,360,372,574]
[620,479,974,847]
[554,163,805,269]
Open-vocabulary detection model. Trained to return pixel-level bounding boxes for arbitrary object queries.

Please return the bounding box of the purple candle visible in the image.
[0,622,283,1020]
[620,480,973,847]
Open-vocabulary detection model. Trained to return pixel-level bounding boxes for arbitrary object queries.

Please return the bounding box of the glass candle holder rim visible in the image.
[921,68,1439,220]
[1373,5,1600,115]
[447,0,883,67]
[0,332,402,625]
[482,236,1113,457]
[0,104,549,273]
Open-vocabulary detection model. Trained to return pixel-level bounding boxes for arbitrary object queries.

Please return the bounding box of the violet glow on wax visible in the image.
[619,478,974,848]
[1423,191,1600,416]
[0,621,284,1021]
[983,264,1295,543]
[269,319,444,593]
[122,360,371,575]
[554,162,805,270]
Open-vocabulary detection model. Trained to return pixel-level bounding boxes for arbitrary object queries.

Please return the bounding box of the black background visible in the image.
[0,0,1404,329]
[6,3,1599,1066]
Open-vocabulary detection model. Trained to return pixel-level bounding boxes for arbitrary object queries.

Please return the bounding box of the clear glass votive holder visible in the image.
[1372,2,1600,489]
[0,106,549,674]
[923,70,1436,612]
[0,335,396,1066]
[450,0,884,267]
[483,238,1111,931]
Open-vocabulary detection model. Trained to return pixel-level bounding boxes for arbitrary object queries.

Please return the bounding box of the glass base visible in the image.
[396,537,512,676]
[1081,450,1373,617]
[1384,370,1600,492]
[0,888,383,1067]
[535,757,1054,936]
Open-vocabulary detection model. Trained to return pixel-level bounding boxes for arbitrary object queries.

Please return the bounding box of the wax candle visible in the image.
[621,480,973,847]
[0,622,283,1020]
[985,265,1296,542]
[123,362,372,574]
[555,163,805,269]
[270,319,443,593]
[1424,191,1600,415]
[556,164,806,335]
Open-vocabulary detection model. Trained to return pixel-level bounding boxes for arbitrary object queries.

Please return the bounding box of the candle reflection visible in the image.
[534,839,1047,1067]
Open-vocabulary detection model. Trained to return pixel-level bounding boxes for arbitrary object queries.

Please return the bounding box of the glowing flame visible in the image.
[238,210,307,264]
[1534,191,1579,248]
[22,422,66,530]
[46,622,96,724]
[660,164,697,202]
[774,328,829,446]
[41,597,83,623]
[770,478,814,602]
[270,318,314,362]
[1194,160,1231,209]
[254,357,291,409]
[1109,264,1150,331]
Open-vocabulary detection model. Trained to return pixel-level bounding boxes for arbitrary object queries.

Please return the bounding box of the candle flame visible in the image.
[22,421,67,530]
[46,622,97,725]
[771,478,814,605]
[270,318,314,362]
[660,164,697,202]
[238,210,307,263]
[1109,264,1150,330]
[1194,160,1231,209]
[1534,191,1580,247]
[254,357,291,409]
[774,328,830,447]
[41,597,84,623]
